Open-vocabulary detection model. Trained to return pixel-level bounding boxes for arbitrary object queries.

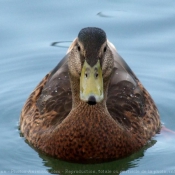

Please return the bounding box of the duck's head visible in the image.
[68,27,114,105]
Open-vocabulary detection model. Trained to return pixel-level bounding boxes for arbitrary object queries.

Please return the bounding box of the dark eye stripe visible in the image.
[77,45,81,51]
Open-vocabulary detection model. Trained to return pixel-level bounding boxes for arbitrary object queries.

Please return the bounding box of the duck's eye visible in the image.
[77,45,81,51]
[104,46,107,53]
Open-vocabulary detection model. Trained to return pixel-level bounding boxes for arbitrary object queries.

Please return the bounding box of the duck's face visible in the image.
[68,27,114,105]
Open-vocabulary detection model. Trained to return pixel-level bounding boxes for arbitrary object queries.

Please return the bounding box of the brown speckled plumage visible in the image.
[20,27,161,162]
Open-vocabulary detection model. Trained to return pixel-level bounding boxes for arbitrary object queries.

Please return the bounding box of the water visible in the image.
[0,0,175,174]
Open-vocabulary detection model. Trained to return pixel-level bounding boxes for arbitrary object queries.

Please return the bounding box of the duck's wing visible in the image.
[107,41,145,129]
[36,54,72,124]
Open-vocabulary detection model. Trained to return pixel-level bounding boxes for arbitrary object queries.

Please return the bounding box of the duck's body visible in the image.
[20,27,161,162]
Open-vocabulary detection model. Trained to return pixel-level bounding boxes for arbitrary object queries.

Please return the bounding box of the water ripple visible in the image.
[51,41,72,48]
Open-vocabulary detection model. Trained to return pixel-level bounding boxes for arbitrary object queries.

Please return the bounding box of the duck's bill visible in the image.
[80,60,104,105]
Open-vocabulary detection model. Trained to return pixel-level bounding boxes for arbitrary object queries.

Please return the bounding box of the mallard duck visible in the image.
[20,27,161,162]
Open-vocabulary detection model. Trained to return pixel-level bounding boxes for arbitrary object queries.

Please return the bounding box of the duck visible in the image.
[20,27,161,162]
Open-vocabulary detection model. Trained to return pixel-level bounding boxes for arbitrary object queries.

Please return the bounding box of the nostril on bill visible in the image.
[87,96,96,105]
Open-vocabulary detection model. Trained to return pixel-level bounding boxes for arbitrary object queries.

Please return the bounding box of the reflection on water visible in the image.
[97,12,113,18]
[51,41,72,48]
[38,140,156,175]
[97,11,126,18]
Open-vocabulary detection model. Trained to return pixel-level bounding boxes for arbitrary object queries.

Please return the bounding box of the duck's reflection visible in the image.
[36,139,156,175]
